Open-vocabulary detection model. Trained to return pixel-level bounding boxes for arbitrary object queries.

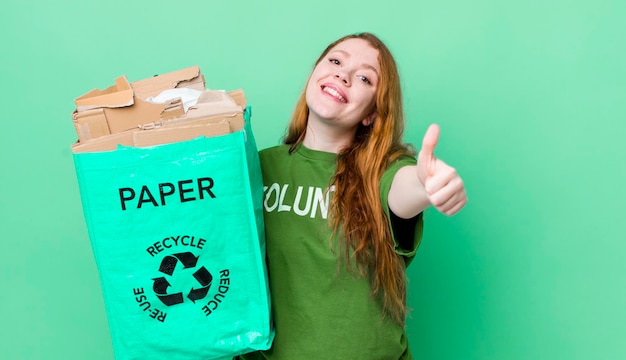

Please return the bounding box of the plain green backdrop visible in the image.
[1,0,624,359]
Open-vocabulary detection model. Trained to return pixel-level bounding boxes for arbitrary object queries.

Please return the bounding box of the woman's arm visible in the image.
[388,124,467,218]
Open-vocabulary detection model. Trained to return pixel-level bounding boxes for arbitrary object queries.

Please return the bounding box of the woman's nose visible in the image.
[334,73,350,85]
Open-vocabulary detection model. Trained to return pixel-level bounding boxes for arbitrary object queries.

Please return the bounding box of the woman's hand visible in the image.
[416,124,467,216]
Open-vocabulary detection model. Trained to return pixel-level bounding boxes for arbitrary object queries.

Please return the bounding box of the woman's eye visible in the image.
[359,76,371,84]
[329,58,340,65]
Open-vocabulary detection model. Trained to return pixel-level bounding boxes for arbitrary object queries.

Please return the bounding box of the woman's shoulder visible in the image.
[387,154,417,170]
[259,144,290,159]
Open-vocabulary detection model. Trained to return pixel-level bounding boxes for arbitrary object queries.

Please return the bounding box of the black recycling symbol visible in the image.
[152,252,213,306]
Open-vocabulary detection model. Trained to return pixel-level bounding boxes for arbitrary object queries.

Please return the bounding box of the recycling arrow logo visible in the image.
[152,252,213,306]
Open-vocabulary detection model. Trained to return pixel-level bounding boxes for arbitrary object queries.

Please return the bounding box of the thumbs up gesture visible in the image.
[416,124,467,216]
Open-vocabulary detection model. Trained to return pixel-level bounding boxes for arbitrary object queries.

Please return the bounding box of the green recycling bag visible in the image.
[73,107,274,360]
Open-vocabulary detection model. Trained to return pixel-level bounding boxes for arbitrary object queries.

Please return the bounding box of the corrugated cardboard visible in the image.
[71,131,136,153]
[75,76,134,111]
[71,117,234,154]
[152,111,245,133]
[133,121,231,148]
[131,66,205,99]
[178,89,243,130]
[72,66,205,142]
[71,68,248,154]
[71,108,245,154]
[73,108,110,142]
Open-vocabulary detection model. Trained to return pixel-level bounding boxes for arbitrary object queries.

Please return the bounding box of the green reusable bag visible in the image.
[73,107,273,360]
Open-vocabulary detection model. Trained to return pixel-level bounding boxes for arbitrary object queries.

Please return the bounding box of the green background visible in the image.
[1,0,624,359]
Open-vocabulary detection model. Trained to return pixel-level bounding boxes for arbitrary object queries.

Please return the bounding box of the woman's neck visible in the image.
[302,118,357,154]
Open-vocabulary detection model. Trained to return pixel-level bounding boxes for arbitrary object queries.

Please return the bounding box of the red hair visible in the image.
[284,33,415,325]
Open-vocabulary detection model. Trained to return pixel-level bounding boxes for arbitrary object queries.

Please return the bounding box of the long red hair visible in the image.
[284,33,415,325]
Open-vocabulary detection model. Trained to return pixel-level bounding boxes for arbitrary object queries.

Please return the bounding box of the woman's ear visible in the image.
[362,111,377,126]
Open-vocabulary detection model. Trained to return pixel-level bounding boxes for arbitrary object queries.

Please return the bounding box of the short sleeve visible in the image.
[379,156,424,264]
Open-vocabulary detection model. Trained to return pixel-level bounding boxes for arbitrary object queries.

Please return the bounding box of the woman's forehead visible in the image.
[328,38,380,69]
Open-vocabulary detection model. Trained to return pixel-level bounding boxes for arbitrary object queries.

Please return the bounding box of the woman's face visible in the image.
[305,38,381,131]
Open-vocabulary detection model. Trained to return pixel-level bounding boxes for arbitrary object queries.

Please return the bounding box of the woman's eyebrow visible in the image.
[329,50,379,76]
[329,49,350,57]
[362,63,379,76]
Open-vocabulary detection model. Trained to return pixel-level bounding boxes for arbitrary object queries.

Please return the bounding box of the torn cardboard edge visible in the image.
[131,66,205,99]
[71,64,248,154]
[133,121,232,148]
[71,114,240,154]
[74,66,204,111]
[72,66,207,142]
[75,76,134,111]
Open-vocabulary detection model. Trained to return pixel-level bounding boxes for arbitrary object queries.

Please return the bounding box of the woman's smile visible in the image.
[321,84,348,103]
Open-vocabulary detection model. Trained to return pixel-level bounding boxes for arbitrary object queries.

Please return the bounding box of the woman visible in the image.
[240,32,467,359]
